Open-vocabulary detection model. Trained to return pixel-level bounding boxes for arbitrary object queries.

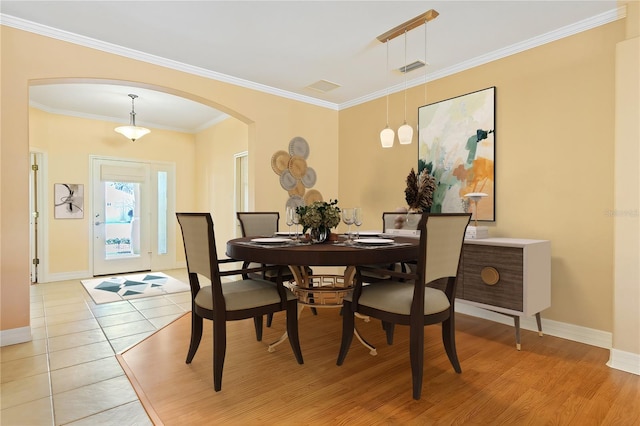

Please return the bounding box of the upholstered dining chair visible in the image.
[237,211,300,326]
[336,213,471,400]
[237,211,316,325]
[176,212,303,391]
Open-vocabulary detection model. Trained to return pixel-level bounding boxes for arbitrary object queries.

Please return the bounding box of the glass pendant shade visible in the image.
[398,123,413,144]
[114,94,150,142]
[380,126,395,148]
[115,125,150,142]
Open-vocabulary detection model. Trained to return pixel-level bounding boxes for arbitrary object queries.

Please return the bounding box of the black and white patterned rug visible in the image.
[81,272,189,304]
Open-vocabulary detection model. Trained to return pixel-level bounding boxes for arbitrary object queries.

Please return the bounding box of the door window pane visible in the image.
[104,182,138,258]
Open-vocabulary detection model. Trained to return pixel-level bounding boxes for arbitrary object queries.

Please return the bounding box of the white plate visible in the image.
[251,237,292,244]
[355,238,395,245]
[274,231,302,236]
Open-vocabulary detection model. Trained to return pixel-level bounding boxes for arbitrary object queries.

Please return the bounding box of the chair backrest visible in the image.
[176,213,220,288]
[416,213,471,284]
[382,211,424,232]
[237,212,280,237]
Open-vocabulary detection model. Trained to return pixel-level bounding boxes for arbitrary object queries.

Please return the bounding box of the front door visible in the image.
[92,158,151,275]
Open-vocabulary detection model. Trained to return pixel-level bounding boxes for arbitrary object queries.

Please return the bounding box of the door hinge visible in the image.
[32,258,40,265]
[32,211,39,218]
[32,164,39,171]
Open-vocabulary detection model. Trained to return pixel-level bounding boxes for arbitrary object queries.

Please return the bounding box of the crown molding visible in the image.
[1,14,340,111]
[340,6,625,110]
[2,6,624,112]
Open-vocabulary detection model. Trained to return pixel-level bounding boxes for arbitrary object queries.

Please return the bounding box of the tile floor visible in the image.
[1,269,192,425]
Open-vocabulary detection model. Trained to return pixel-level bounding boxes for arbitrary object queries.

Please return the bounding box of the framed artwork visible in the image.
[54,183,84,219]
[418,86,496,221]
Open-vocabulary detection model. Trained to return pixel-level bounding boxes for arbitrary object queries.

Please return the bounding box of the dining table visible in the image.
[226,234,420,354]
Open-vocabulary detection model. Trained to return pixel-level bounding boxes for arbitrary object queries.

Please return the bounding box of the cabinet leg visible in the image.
[535,312,543,337]
[513,316,521,351]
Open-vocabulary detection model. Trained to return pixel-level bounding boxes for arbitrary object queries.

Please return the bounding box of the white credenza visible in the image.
[458,238,551,350]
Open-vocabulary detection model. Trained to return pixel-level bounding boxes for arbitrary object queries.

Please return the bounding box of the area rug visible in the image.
[81,272,190,304]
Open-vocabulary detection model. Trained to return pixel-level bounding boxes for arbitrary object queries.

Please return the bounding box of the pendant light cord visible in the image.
[403,29,408,123]
[386,38,390,126]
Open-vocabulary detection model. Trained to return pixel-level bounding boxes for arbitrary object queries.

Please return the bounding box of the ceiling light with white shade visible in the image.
[114,94,150,142]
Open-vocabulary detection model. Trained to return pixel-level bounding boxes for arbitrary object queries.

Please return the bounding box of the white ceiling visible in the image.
[1,1,619,133]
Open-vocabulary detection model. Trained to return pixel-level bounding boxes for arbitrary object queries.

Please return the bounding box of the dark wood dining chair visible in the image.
[176,212,303,391]
[236,211,316,325]
[336,213,471,400]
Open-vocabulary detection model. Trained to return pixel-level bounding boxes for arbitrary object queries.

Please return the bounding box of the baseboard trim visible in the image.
[42,270,91,283]
[455,303,613,349]
[0,326,32,347]
[607,349,640,375]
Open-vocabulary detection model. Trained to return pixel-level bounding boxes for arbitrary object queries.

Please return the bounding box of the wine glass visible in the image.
[353,207,363,240]
[292,209,301,242]
[285,206,294,237]
[342,208,354,243]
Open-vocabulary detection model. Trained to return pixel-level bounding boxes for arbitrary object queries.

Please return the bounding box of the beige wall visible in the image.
[0,27,338,333]
[195,117,248,257]
[339,21,626,332]
[612,0,640,358]
[29,107,197,275]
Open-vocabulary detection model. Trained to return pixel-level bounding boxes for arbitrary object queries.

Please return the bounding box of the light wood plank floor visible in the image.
[119,308,639,425]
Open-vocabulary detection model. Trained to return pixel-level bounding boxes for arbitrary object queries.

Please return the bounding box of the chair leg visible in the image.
[253,316,264,341]
[409,322,424,400]
[213,318,227,392]
[336,301,355,365]
[382,321,395,345]
[285,301,304,364]
[186,312,203,364]
[266,313,274,327]
[442,317,461,373]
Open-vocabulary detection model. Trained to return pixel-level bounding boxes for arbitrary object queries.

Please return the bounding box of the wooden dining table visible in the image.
[226,235,420,354]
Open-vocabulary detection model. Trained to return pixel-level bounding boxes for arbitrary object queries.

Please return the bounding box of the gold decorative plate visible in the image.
[288,156,307,179]
[288,180,305,197]
[303,189,323,205]
[271,150,291,175]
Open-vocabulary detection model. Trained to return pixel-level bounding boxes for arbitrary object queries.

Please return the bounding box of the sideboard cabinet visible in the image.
[458,238,551,349]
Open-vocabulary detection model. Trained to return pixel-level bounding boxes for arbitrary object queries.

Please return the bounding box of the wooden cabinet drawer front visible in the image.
[462,245,524,311]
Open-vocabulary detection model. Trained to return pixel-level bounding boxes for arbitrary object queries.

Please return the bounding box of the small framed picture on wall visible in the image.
[54,183,84,219]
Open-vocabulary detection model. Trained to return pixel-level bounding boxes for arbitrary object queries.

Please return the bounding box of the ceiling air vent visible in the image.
[306,80,341,93]
[398,60,426,73]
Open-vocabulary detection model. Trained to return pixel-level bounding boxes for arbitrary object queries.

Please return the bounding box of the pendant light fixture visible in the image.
[420,20,429,146]
[377,9,439,148]
[397,29,413,145]
[380,38,395,148]
[115,94,150,142]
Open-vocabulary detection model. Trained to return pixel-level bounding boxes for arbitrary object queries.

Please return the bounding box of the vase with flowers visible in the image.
[296,199,341,243]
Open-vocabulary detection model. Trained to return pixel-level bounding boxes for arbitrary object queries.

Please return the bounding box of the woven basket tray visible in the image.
[289,274,353,306]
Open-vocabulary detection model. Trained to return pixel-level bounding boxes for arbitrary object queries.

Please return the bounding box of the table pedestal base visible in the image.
[267,306,377,356]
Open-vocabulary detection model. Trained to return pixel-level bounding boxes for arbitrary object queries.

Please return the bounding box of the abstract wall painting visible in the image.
[54,183,84,219]
[418,86,496,221]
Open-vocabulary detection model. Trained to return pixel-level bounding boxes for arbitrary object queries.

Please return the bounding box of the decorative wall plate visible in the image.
[301,167,316,188]
[271,150,291,175]
[288,136,309,159]
[279,170,298,190]
[288,180,305,197]
[288,156,307,179]
[286,195,305,210]
[303,189,323,205]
